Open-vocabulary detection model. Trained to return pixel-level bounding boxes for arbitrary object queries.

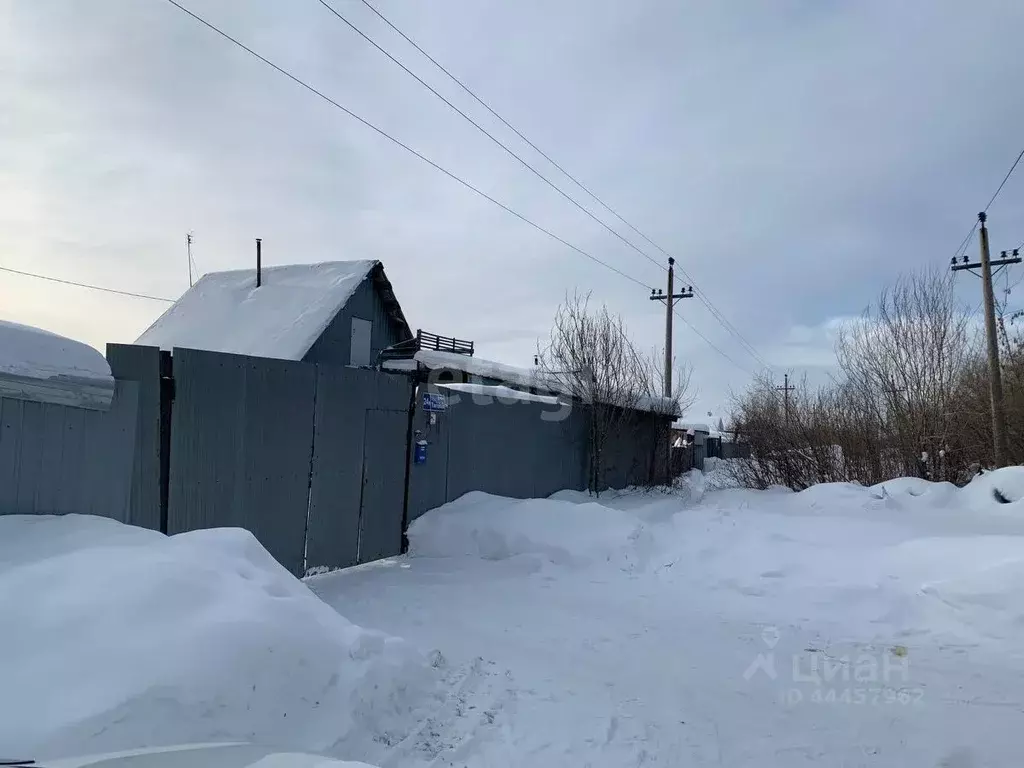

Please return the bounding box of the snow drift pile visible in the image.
[408,490,657,571]
[407,467,1024,649]
[0,514,443,761]
[319,466,1024,767]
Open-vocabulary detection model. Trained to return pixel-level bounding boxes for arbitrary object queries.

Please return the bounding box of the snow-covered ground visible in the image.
[8,467,1024,766]
[309,467,1024,767]
[0,515,449,764]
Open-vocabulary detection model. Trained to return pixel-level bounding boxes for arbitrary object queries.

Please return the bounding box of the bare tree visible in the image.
[835,266,971,481]
[731,266,978,490]
[538,292,654,495]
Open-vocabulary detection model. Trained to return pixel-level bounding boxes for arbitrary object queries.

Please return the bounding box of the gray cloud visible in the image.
[3,0,1024,421]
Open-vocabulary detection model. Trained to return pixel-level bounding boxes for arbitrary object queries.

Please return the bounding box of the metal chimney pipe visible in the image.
[256,238,262,287]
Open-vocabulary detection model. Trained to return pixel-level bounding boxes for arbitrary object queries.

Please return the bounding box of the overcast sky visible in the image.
[3,0,1024,420]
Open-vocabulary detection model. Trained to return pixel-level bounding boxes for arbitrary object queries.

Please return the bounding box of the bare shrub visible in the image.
[538,292,652,494]
[732,267,980,489]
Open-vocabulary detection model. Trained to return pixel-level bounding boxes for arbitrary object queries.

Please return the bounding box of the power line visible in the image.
[949,144,1024,278]
[159,0,649,292]
[344,0,772,372]
[673,306,755,376]
[0,265,175,302]
[984,146,1024,213]
[163,0,761,378]
[954,221,978,261]
[314,0,664,272]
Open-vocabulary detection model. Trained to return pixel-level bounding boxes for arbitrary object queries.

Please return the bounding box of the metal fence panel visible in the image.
[357,408,408,562]
[168,348,315,576]
[106,344,162,531]
[304,366,411,572]
[80,380,140,518]
[55,406,87,512]
[13,399,45,512]
[0,380,138,519]
[407,392,590,521]
[304,367,365,572]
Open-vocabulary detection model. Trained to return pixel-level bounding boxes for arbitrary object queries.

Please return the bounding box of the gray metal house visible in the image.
[136,260,412,365]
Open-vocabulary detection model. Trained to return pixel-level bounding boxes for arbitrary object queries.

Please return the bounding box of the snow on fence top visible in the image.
[412,349,678,416]
[0,319,111,382]
[136,260,378,360]
[672,421,711,433]
[439,382,563,406]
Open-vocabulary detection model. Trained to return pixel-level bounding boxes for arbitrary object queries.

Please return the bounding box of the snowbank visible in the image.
[407,491,655,570]
[958,465,1024,509]
[319,473,1024,766]
[0,514,442,761]
[0,319,111,381]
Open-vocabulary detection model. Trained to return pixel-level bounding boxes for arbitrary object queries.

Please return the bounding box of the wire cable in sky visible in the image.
[351,0,773,372]
[984,146,1024,213]
[954,222,979,261]
[163,0,764,378]
[314,0,666,273]
[0,265,175,302]
[160,0,651,293]
[673,306,755,376]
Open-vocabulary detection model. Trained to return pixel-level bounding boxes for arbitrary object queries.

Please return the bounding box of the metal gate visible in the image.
[166,348,412,576]
[303,366,411,573]
[356,408,408,562]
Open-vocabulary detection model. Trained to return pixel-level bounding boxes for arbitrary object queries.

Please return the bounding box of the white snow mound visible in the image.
[0,514,441,762]
[407,491,655,570]
[959,465,1024,509]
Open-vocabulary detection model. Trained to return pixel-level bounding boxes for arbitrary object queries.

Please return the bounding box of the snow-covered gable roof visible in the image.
[136,260,383,360]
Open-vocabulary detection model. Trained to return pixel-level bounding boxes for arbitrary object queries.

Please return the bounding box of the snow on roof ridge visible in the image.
[194,258,380,279]
[136,259,381,360]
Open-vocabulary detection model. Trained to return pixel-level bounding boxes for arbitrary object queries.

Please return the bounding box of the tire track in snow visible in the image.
[380,655,514,767]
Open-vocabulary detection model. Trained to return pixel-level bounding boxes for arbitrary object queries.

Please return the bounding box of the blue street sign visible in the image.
[422,392,448,413]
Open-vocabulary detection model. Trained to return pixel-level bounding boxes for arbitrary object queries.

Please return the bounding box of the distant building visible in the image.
[671,420,709,446]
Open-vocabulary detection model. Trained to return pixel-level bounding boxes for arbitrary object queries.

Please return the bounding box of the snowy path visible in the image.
[312,477,1024,767]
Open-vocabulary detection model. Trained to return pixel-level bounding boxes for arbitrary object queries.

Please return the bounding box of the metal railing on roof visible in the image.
[378,329,475,362]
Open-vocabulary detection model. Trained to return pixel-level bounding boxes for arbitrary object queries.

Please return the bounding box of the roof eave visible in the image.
[370,263,413,342]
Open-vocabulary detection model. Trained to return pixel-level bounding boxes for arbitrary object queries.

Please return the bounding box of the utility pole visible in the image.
[951,212,1020,467]
[648,257,694,397]
[776,373,795,425]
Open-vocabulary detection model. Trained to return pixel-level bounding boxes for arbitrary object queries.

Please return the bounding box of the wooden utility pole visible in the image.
[777,373,795,425]
[649,257,693,397]
[951,212,1020,467]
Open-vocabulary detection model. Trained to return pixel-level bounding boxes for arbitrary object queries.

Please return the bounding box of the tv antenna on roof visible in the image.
[186,232,196,288]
